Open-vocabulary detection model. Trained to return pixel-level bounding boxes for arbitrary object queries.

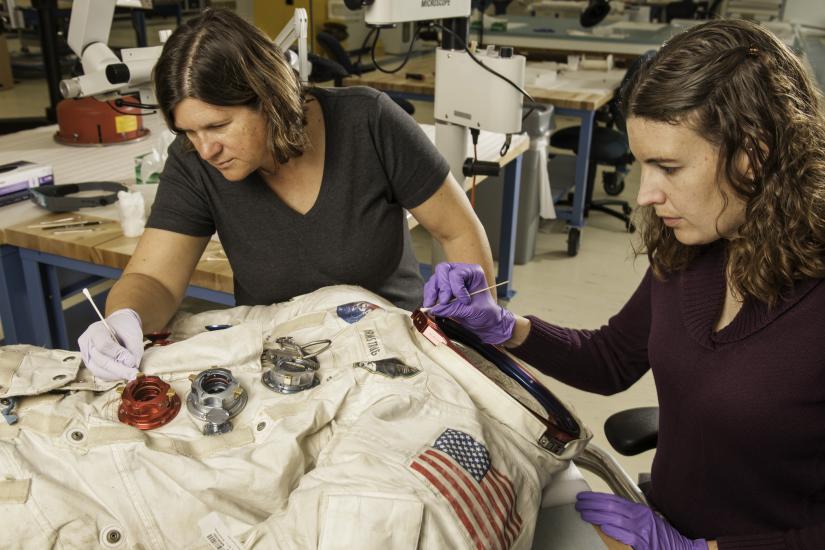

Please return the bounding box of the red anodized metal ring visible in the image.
[118,375,181,430]
[144,331,173,348]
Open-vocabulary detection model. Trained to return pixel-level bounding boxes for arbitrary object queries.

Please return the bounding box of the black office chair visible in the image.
[316,31,375,82]
[604,406,659,489]
[306,54,350,85]
[549,51,656,233]
[315,31,416,116]
[471,0,513,15]
[663,0,699,22]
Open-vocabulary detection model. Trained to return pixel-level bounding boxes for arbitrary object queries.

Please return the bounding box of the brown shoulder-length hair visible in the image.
[153,8,309,164]
[622,18,825,306]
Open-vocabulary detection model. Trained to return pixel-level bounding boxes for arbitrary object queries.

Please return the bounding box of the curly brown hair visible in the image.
[153,8,309,165]
[622,19,825,306]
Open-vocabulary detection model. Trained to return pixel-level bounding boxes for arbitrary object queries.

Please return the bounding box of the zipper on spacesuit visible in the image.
[411,309,581,455]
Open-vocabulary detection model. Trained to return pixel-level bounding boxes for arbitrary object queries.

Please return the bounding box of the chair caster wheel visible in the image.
[603,172,625,196]
[567,227,581,256]
[627,222,636,233]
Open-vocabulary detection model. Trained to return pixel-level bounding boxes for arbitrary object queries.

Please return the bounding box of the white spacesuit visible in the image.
[0,286,591,549]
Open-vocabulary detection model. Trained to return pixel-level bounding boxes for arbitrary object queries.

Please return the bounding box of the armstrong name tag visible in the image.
[359,327,386,359]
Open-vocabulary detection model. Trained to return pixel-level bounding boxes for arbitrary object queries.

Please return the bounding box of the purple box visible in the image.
[0,161,54,207]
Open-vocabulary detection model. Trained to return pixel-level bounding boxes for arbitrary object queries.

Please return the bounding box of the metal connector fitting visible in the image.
[186,368,247,436]
[118,374,181,430]
[260,337,330,394]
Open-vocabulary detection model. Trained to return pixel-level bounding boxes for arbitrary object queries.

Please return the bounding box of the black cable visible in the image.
[470,127,480,146]
[369,24,426,74]
[470,128,480,207]
[521,99,545,123]
[107,103,156,116]
[108,99,157,115]
[500,134,511,157]
[117,99,159,110]
[354,26,377,67]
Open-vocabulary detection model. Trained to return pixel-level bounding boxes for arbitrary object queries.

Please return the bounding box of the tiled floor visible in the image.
[0,56,657,492]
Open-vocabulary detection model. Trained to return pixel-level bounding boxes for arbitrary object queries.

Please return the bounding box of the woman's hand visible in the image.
[423,262,489,305]
[423,262,515,345]
[576,492,709,550]
[78,308,144,381]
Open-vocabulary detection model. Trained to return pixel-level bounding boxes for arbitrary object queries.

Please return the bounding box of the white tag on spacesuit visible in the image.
[198,512,243,550]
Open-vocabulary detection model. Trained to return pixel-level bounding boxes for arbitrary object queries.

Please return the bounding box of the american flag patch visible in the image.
[410,428,522,549]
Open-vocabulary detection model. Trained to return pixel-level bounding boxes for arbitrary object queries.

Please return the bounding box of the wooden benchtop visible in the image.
[5,213,236,294]
[4,214,124,264]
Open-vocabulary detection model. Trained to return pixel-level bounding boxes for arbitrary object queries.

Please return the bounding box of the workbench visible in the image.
[477,15,676,56]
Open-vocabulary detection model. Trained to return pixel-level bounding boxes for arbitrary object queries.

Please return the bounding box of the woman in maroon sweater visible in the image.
[422,19,825,550]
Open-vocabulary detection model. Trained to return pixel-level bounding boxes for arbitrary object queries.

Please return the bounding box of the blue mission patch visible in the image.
[336,301,380,324]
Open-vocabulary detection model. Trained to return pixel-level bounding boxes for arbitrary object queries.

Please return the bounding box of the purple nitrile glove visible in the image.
[575,492,708,550]
[423,262,515,345]
[78,308,144,381]
[423,262,489,308]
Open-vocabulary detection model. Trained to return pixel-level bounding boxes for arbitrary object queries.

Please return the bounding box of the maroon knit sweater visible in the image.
[510,242,825,549]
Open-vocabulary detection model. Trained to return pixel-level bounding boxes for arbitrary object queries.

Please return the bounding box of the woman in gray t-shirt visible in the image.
[77,8,495,381]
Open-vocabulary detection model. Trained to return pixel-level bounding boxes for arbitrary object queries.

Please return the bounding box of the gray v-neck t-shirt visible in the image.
[146,86,449,310]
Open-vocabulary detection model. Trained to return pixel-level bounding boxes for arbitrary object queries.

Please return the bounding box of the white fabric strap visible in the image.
[0,479,30,504]
[0,349,26,395]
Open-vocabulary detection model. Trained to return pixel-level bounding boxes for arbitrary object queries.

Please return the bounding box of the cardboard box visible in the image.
[0,35,13,91]
[0,161,54,207]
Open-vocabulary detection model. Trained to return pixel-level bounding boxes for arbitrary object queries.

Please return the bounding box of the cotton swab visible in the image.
[419,280,510,313]
[82,288,118,342]
[26,216,78,228]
